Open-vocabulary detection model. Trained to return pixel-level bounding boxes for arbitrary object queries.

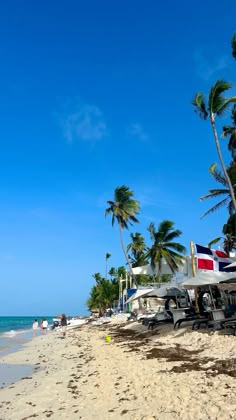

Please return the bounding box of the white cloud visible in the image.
[61,104,108,143]
[127,123,149,142]
[193,49,229,81]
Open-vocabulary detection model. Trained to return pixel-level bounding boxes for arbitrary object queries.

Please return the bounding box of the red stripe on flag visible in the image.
[197,259,214,270]
[215,250,229,258]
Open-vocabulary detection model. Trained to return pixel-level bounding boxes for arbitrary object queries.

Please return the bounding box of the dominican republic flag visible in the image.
[195,244,233,272]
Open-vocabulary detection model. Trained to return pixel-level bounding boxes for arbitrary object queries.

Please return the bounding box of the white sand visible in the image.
[0,316,236,419]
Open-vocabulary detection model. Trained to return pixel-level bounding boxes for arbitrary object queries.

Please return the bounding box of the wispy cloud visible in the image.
[193,49,229,81]
[127,123,149,142]
[60,103,108,143]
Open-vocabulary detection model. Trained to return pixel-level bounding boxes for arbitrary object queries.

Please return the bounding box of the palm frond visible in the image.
[192,93,208,119]
[231,32,236,59]
[209,163,228,187]
[200,197,230,219]
[216,97,236,117]
[209,80,232,115]
[200,189,230,201]
[208,237,221,248]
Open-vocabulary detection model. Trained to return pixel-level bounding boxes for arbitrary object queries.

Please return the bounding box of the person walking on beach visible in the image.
[41,318,48,334]
[60,313,67,338]
[32,319,39,336]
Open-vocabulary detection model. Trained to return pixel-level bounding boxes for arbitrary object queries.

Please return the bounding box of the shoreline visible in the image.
[0,316,236,419]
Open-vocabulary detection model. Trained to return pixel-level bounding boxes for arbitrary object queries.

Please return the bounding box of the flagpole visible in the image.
[190,241,199,312]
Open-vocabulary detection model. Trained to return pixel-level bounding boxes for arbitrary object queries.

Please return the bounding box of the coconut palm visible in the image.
[200,163,236,218]
[223,215,236,252]
[222,105,236,158]
[145,220,186,280]
[192,80,236,212]
[127,232,147,268]
[87,273,119,315]
[232,32,236,60]
[105,185,140,282]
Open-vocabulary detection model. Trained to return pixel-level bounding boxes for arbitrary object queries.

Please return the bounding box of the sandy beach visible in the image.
[1,316,236,420]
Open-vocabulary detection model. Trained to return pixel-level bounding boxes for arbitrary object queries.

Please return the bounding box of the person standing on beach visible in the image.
[32,319,39,336]
[60,313,67,338]
[42,318,48,334]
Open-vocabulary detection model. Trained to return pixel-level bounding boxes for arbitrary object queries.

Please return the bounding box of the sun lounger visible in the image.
[148,317,173,330]
[223,320,236,336]
[174,315,200,329]
[192,318,209,330]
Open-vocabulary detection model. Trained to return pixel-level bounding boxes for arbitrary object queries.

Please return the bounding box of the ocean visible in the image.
[0,316,54,357]
[0,316,55,388]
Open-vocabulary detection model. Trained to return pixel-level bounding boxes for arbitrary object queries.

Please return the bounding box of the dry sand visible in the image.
[1,316,236,419]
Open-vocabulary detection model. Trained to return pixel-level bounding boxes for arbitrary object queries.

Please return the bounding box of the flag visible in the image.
[195,244,233,272]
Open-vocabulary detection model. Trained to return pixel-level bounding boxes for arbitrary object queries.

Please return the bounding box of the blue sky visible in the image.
[1,0,236,316]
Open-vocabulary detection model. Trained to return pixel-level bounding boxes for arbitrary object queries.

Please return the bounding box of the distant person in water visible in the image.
[60,313,67,338]
[32,319,39,336]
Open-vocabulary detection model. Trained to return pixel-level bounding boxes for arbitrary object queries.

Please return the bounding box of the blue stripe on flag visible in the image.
[195,244,213,256]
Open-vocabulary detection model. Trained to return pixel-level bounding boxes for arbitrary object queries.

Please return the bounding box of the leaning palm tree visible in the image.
[192,80,236,212]
[105,185,140,282]
[200,163,236,218]
[222,105,236,158]
[145,220,186,282]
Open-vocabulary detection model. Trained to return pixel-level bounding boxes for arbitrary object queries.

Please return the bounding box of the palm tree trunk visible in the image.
[211,114,236,211]
[119,223,137,287]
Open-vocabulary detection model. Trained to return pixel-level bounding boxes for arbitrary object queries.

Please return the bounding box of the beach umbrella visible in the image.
[181,271,236,289]
[125,288,154,304]
[146,286,183,298]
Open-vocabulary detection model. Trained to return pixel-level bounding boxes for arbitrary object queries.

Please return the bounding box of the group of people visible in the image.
[32,318,49,335]
[32,314,67,337]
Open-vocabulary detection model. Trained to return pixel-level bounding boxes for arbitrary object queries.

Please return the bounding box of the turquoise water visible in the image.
[0,316,54,358]
[0,316,54,334]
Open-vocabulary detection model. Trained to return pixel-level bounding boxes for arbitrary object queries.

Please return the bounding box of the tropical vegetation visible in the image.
[105,185,140,283]
[86,32,236,312]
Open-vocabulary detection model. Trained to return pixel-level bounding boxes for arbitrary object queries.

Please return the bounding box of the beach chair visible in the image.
[223,320,236,336]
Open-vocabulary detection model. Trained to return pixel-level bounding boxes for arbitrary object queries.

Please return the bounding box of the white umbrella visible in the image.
[181,271,236,289]
[146,285,183,298]
[125,288,154,304]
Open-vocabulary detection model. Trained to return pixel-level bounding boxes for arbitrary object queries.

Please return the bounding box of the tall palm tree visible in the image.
[145,220,186,281]
[222,105,236,158]
[232,32,236,60]
[105,253,111,279]
[105,185,140,282]
[127,232,147,267]
[192,80,236,212]
[200,163,236,218]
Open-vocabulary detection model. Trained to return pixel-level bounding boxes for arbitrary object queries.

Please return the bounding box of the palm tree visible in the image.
[192,80,236,212]
[145,220,186,281]
[232,32,236,60]
[127,232,147,268]
[222,105,236,158]
[200,163,236,218]
[105,253,111,279]
[105,185,140,282]
[87,273,119,315]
